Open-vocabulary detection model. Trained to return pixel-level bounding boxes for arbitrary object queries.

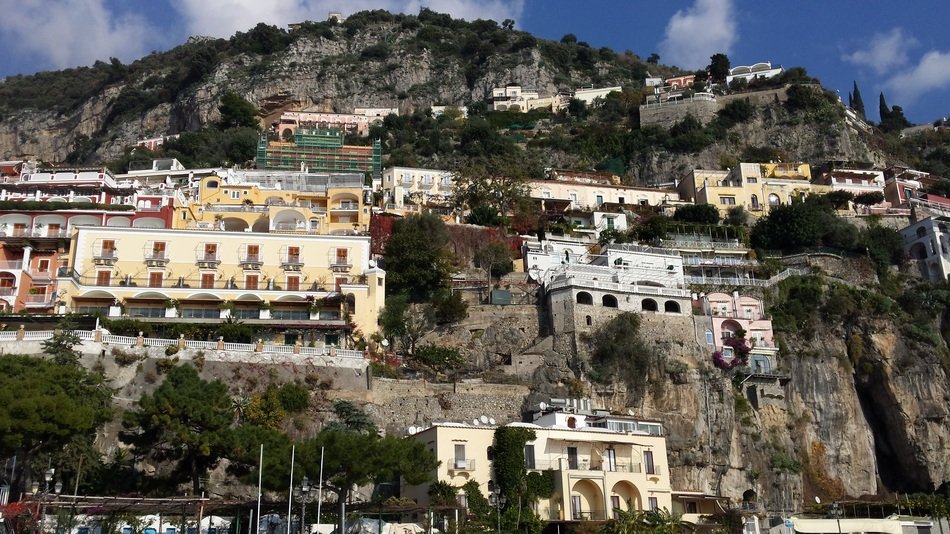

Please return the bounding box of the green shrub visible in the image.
[156,357,179,374]
[112,347,140,366]
[412,345,464,370]
[164,345,180,356]
[277,382,310,412]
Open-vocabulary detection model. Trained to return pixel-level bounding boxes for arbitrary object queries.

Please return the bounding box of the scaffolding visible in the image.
[256,128,381,178]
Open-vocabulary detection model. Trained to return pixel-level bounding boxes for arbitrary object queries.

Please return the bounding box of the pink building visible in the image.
[702,292,777,374]
[275,111,371,138]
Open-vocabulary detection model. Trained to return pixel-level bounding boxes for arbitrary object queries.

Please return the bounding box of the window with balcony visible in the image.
[96,271,111,286]
[37,259,49,273]
[204,243,218,260]
[181,307,219,319]
[246,245,260,262]
[245,274,259,290]
[151,242,166,259]
[148,272,164,288]
[47,223,61,236]
[596,194,604,206]
[200,273,215,289]
[233,307,259,319]
[454,444,466,469]
[288,246,301,263]
[128,306,164,318]
[101,240,115,256]
[334,249,348,265]
[271,309,308,320]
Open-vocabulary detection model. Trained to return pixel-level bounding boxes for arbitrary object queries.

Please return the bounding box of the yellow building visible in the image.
[678,162,829,217]
[176,171,371,235]
[405,405,672,524]
[57,226,385,345]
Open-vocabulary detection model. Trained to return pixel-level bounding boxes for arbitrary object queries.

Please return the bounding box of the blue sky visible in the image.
[2,0,949,123]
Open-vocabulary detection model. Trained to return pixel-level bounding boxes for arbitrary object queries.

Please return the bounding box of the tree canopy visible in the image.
[217,92,260,130]
[0,355,112,495]
[383,213,453,301]
[121,364,234,494]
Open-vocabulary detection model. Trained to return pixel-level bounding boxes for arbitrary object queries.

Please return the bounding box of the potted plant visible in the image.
[164,299,180,318]
[258,301,271,319]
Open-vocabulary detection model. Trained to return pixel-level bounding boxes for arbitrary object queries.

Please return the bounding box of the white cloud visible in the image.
[0,0,154,70]
[169,0,525,39]
[842,28,917,75]
[658,0,736,70]
[884,49,950,104]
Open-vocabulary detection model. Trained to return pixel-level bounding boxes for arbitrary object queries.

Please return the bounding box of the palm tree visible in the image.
[601,508,649,534]
[645,508,696,534]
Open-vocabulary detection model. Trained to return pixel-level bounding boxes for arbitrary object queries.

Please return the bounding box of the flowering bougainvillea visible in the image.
[712,335,752,370]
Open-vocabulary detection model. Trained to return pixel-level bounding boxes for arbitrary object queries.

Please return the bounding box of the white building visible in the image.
[901,216,950,283]
[380,166,454,210]
[725,62,784,85]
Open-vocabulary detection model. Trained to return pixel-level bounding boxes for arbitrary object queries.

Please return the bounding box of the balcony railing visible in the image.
[447,459,476,472]
[93,251,117,266]
[240,254,263,268]
[335,203,359,211]
[0,261,23,270]
[281,255,304,271]
[25,294,54,306]
[63,270,356,292]
[145,252,170,267]
[330,258,351,272]
[0,287,16,296]
[196,253,221,267]
[28,269,52,280]
[571,510,608,521]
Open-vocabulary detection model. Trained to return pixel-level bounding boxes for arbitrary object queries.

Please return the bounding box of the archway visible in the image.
[273,210,305,231]
[106,217,131,227]
[916,226,927,238]
[602,294,618,308]
[222,217,249,232]
[609,481,642,517]
[664,300,681,313]
[768,193,780,206]
[132,217,164,228]
[571,479,605,521]
[642,298,658,312]
[908,243,927,260]
[576,292,593,305]
[252,217,270,233]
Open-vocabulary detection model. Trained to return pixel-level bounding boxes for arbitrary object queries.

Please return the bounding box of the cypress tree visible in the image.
[852,81,866,119]
[879,92,890,123]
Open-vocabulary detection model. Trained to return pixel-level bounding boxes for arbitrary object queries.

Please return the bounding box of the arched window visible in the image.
[705,330,714,345]
[664,301,681,314]
[567,417,576,429]
[768,194,781,206]
[750,194,759,208]
[642,299,658,312]
[585,315,592,326]
[602,294,618,308]
[916,226,927,238]
[909,242,927,260]
[577,292,593,305]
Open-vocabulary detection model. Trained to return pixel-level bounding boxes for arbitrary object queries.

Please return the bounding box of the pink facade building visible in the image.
[702,292,777,373]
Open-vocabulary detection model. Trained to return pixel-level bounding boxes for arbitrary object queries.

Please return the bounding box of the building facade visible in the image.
[256,128,382,179]
[901,216,950,283]
[678,162,827,217]
[405,404,672,523]
[380,166,454,210]
[57,226,385,343]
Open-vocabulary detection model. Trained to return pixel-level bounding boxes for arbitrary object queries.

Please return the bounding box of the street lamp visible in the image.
[32,467,62,534]
[293,477,316,534]
[487,483,506,534]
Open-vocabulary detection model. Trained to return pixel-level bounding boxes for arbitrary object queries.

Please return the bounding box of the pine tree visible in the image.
[852,81,866,119]
[879,92,890,123]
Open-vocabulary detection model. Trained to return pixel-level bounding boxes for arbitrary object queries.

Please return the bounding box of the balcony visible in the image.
[28,269,52,282]
[281,255,304,271]
[330,258,352,273]
[447,459,476,472]
[0,261,23,271]
[64,270,358,293]
[334,202,359,212]
[0,287,16,296]
[144,252,170,268]
[239,254,263,270]
[196,253,221,269]
[92,251,117,266]
[25,294,54,307]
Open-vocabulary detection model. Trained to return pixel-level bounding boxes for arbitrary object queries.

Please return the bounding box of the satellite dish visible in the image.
[488,417,496,425]
[408,426,417,435]
[472,419,480,425]
[539,402,547,411]
[480,415,489,424]
[369,260,377,268]
[814,496,821,504]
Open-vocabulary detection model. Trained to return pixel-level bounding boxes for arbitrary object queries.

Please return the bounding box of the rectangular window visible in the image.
[524,445,535,469]
[571,496,582,520]
[706,331,715,345]
[96,271,111,286]
[286,276,300,291]
[719,196,737,205]
[288,246,301,263]
[230,191,241,200]
[245,274,259,290]
[204,243,217,260]
[101,239,115,256]
[648,497,659,511]
[181,308,219,319]
[200,273,215,289]
[246,244,259,261]
[644,451,655,475]
[611,496,622,519]
[148,272,164,288]
[747,177,757,184]
[454,444,466,469]
[47,223,61,236]
[128,306,164,318]
[605,448,617,471]
[335,248,348,264]
[595,195,604,206]
[37,259,50,272]
[686,502,698,514]
[233,307,259,319]
[567,446,578,470]
[271,309,308,320]
[606,217,615,230]
[618,196,625,204]
[569,193,578,206]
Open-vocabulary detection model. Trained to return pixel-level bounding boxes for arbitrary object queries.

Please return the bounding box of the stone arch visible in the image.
[916,226,928,238]
[642,298,658,312]
[576,292,593,305]
[602,294,618,308]
[585,315,592,326]
[664,300,681,313]
[252,217,270,233]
